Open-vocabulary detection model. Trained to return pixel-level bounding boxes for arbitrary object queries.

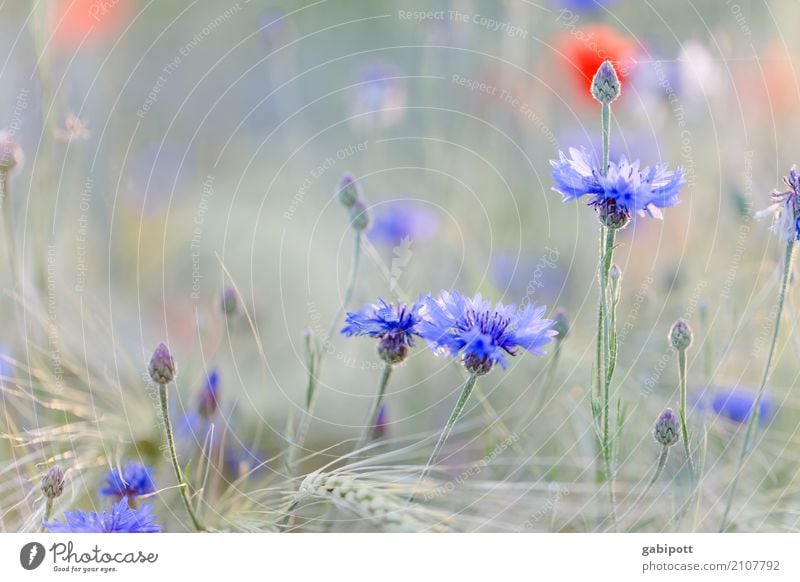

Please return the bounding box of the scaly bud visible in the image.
[669,319,693,351]
[41,466,65,500]
[349,199,370,232]
[653,408,681,447]
[591,60,621,104]
[337,172,361,208]
[148,342,176,385]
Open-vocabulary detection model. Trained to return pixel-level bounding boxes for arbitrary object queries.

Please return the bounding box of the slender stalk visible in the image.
[159,384,204,531]
[42,498,53,529]
[600,228,619,530]
[720,240,795,531]
[601,103,611,173]
[411,374,479,502]
[677,349,696,482]
[360,364,392,448]
[616,446,669,529]
[597,95,620,531]
[292,233,363,470]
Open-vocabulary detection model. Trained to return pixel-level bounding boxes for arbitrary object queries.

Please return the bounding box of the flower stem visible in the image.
[599,227,619,530]
[411,374,479,502]
[41,498,53,531]
[360,364,392,448]
[677,349,696,484]
[601,104,611,171]
[292,233,363,471]
[159,383,204,531]
[720,239,795,532]
[617,446,669,529]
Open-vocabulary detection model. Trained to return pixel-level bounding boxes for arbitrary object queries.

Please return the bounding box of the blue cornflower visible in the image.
[419,291,556,375]
[99,462,155,501]
[712,387,773,425]
[342,299,424,363]
[45,498,161,533]
[368,201,440,246]
[754,165,800,242]
[197,369,220,419]
[551,147,685,227]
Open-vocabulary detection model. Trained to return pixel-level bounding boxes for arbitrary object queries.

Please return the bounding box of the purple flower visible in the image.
[45,498,161,533]
[419,291,556,375]
[367,201,440,246]
[712,387,773,425]
[550,147,685,224]
[100,462,156,501]
[342,299,424,363]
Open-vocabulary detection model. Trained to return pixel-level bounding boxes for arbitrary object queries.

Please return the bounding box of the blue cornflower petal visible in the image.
[342,298,424,344]
[99,462,156,500]
[45,498,161,533]
[550,147,685,219]
[342,299,426,364]
[419,290,556,374]
[712,387,773,425]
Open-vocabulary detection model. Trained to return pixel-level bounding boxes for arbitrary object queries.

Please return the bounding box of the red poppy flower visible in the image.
[50,0,130,47]
[555,24,637,104]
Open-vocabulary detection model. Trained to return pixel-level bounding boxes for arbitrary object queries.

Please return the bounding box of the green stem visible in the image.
[617,446,669,529]
[42,498,53,531]
[292,233,362,471]
[354,364,392,454]
[677,349,696,483]
[412,374,479,502]
[159,383,204,531]
[600,228,618,530]
[601,103,611,173]
[720,239,795,532]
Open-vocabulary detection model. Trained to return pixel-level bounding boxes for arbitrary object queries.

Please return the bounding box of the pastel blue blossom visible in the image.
[550,147,685,221]
[45,498,161,533]
[712,387,773,425]
[99,462,155,500]
[419,291,556,374]
[368,201,440,246]
[342,299,424,363]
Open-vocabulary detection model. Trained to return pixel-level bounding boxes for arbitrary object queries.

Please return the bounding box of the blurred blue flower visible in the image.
[419,291,556,374]
[197,368,220,419]
[45,498,161,533]
[551,147,685,222]
[342,299,424,363]
[712,387,773,425]
[367,201,440,246]
[99,462,155,501]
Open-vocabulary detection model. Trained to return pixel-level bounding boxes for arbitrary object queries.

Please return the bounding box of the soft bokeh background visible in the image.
[1,0,799,532]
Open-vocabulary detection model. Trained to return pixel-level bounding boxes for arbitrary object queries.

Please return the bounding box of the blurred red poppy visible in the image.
[50,0,130,47]
[555,24,637,104]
